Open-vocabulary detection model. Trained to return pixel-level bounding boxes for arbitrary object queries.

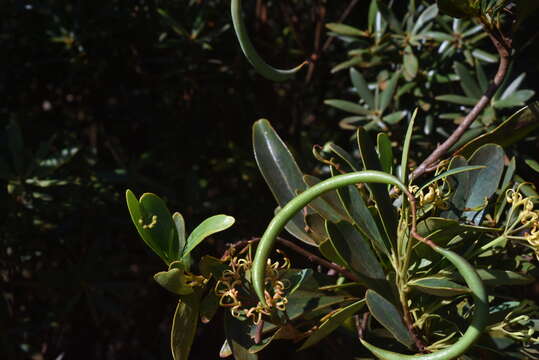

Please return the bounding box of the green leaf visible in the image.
[401,108,418,184]
[326,23,368,37]
[418,165,486,193]
[499,73,526,101]
[325,99,370,115]
[154,268,193,295]
[526,159,539,173]
[408,277,470,296]
[299,299,365,350]
[403,47,418,81]
[350,68,375,109]
[455,62,482,99]
[224,313,258,360]
[436,94,479,106]
[199,255,228,279]
[336,181,388,255]
[476,269,535,287]
[183,214,235,259]
[366,290,414,348]
[253,119,316,246]
[357,128,397,248]
[412,4,439,34]
[455,102,539,157]
[304,175,353,224]
[172,212,186,257]
[493,90,535,109]
[472,49,498,63]
[200,291,220,323]
[437,0,481,18]
[171,293,201,360]
[326,221,385,280]
[126,190,177,265]
[377,133,393,174]
[382,110,407,124]
[379,71,400,112]
[327,143,359,171]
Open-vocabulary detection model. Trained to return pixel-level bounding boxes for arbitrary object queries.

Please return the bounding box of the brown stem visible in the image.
[411,26,512,180]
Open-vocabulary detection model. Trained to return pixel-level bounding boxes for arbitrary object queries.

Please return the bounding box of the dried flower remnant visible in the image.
[216,243,291,324]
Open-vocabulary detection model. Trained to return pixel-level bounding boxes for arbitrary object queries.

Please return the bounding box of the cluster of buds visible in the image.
[504,185,539,259]
[409,181,449,210]
[215,242,291,325]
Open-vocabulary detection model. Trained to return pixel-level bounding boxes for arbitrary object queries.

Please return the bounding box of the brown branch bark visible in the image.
[410,26,512,180]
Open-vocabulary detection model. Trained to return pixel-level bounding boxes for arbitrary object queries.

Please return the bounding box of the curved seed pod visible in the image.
[252,171,409,305]
[231,0,307,82]
[360,246,488,360]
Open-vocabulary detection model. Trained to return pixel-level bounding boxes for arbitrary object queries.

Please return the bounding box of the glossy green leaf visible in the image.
[366,290,414,348]
[494,90,535,109]
[327,143,359,171]
[126,190,177,265]
[401,108,417,184]
[325,99,370,115]
[357,128,397,247]
[224,313,258,360]
[299,299,365,350]
[319,237,347,267]
[525,159,539,173]
[499,73,526,101]
[326,221,385,280]
[408,277,470,296]
[377,133,393,174]
[418,165,486,192]
[350,68,375,109]
[455,102,539,157]
[304,175,353,224]
[171,293,200,360]
[476,269,535,287]
[455,62,482,99]
[285,290,350,322]
[154,268,193,295]
[383,110,407,124]
[253,119,316,245]
[336,180,388,255]
[172,212,186,256]
[183,214,235,259]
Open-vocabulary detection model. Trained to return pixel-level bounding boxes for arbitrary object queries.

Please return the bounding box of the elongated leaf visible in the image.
[436,94,478,106]
[326,221,385,280]
[172,212,186,256]
[403,47,418,81]
[326,23,368,37]
[171,293,201,360]
[126,190,177,264]
[412,4,438,34]
[183,214,235,258]
[350,68,375,109]
[494,90,535,109]
[526,159,539,173]
[325,99,370,115]
[401,108,418,184]
[327,143,359,171]
[379,71,400,112]
[200,291,220,323]
[336,180,388,255]
[253,119,316,245]
[357,128,397,247]
[224,313,258,360]
[500,73,526,100]
[377,133,393,175]
[304,175,353,224]
[366,290,414,348]
[154,268,193,295]
[299,299,365,350]
[408,277,470,296]
[455,102,539,157]
[418,165,485,192]
[455,62,482,99]
[476,269,535,287]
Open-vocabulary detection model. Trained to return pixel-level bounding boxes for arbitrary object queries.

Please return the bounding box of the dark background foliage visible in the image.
[1,1,538,359]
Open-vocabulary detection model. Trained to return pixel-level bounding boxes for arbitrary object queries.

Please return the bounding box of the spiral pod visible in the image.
[230,0,307,82]
[251,171,488,359]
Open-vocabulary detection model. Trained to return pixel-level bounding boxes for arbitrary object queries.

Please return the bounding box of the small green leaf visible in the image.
[326,23,368,37]
[366,290,414,348]
[408,277,470,296]
[299,299,365,350]
[154,268,193,295]
[494,90,535,109]
[325,99,370,115]
[171,293,201,360]
[403,47,418,81]
[401,108,418,184]
[526,159,539,173]
[350,68,375,109]
[436,94,479,106]
[183,214,235,259]
[377,133,393,174]
[379,71,400,112]
[383,111,407,124]
[455,62,482,99]
[200,291,220,323]
[172,212,186,256]
[327,143,359,171]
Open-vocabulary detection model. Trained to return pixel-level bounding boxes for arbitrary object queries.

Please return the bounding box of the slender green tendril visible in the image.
[252,170,488,359]
[231,0,307,82]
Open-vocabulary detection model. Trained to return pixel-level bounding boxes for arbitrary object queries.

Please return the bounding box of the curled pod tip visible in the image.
[230,0,308,82]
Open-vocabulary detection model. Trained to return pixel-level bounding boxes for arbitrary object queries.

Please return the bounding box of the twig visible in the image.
[410,25,512,180]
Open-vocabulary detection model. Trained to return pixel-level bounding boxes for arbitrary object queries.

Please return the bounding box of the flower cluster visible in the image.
[410,181,449,210]
[216,243,291,324]
[504,185,539,259]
